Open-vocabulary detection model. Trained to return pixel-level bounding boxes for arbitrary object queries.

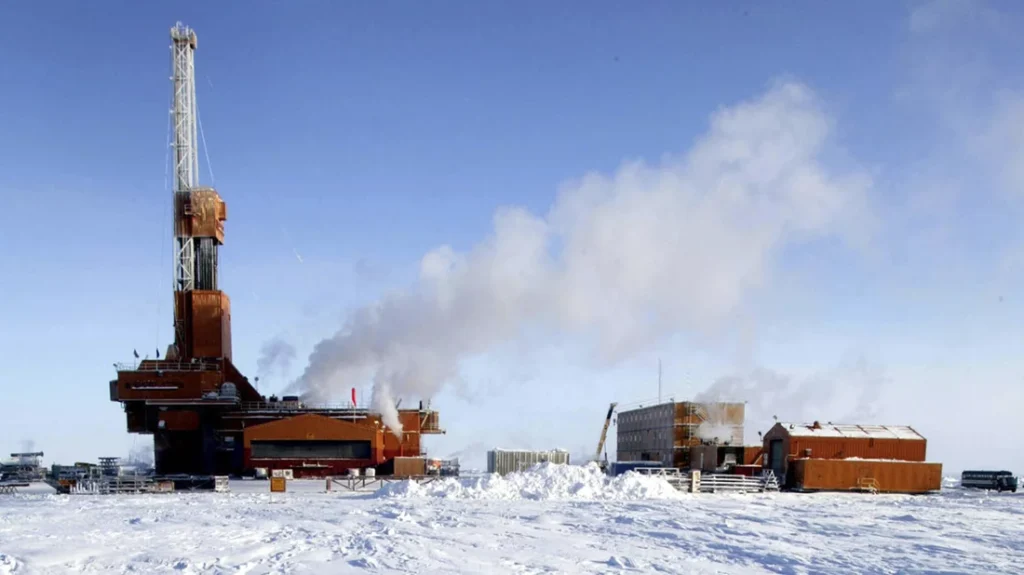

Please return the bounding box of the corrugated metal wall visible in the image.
[791,458,942,494]
[786,436,926,462]
[762,423,927,466]
[486,449,570,475]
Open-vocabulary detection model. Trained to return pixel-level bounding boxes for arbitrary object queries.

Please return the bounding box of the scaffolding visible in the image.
[616,401,745,467]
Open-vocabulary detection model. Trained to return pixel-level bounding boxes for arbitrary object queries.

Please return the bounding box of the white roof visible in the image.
[778,423,924,441]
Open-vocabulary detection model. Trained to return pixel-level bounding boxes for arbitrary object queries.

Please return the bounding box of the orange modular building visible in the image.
[763,422,940,493]
[108,23,443,478]
[790,459,942,494]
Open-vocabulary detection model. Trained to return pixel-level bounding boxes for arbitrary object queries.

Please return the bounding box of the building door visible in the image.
[769,440,785,475]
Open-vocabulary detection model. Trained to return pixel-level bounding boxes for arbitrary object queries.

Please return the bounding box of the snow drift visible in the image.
[375,462,686,501]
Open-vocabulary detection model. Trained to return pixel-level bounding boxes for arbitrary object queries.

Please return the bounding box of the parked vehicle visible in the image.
[961,470,1018,492]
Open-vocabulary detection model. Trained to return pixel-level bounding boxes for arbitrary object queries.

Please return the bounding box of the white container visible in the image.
[283,469,294,480]
[255,468,268,479]
[347,468,361,477]
[214,475,230,493]
[486,449,571,475]
[364,468,376,477]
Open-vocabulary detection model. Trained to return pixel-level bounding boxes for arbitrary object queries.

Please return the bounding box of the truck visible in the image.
[961,470,1018,492]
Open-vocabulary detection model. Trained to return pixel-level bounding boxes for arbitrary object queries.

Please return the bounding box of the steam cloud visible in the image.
[257,338,297,380]
[128,442,154,467]
[696,358,887,441]
[292,81,872,436]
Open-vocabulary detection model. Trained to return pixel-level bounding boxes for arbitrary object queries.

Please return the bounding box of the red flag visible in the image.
[351,387,357,406]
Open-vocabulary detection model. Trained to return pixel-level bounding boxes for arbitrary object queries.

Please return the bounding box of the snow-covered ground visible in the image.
[1,464,1022,574]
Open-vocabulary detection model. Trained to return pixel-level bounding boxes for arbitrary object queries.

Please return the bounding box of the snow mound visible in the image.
[375,462,686,500]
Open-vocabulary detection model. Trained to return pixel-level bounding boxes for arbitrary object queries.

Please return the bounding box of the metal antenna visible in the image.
[658,358,662,404]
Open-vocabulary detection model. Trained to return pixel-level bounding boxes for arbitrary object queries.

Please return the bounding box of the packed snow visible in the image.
[377,462,685,500]
[1,464,1022,574]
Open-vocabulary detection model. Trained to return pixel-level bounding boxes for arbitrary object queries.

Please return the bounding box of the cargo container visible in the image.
[789,458,942,494]
[608,461,665,476]
[486,449,570,475]
[391,457,426,477]
[764,422,928,479]
[270,477,286,492]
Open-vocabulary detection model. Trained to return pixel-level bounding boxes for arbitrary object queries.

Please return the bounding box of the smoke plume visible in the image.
[292,81,872,436]
[257,338,297,381]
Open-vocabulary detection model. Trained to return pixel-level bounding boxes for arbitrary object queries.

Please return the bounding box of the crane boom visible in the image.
[596,402,618,463]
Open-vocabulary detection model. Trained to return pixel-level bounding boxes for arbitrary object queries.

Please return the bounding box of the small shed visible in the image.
[763,421,927,477]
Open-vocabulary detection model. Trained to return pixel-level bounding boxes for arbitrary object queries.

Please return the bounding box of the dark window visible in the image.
[250,440,371,459]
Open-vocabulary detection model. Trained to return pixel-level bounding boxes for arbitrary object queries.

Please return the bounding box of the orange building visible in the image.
[763,422,941,493]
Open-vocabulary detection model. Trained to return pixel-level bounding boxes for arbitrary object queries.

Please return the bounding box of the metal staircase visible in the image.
[856,477,880,494]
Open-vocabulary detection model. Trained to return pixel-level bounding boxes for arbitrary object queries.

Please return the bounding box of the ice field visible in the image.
[1,464,1021,574]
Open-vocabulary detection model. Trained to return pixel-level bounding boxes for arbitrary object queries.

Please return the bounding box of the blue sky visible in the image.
[2,1,1024,473]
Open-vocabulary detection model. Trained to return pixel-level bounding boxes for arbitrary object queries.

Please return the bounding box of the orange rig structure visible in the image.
[109,23,442,478]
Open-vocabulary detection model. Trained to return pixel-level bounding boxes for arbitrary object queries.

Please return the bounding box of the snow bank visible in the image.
[375,462,686,500]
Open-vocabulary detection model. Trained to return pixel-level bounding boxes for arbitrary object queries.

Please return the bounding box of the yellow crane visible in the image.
[595,402,618,469]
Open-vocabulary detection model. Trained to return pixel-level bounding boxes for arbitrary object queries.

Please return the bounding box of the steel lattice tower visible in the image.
[167,22,227,360]
[171,22,199,294]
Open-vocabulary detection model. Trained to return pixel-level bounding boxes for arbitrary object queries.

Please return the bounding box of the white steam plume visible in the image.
[292,81,872,436]
[696,358,887,441]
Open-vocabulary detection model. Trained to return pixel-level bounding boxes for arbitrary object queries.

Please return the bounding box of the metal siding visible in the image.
[189,189,227,242]
[793,458,942,493]
[393,457,426,477]
[743,446,764,466]
[788,436,926,462]
[117,369,222,401]
[190,291,230,359]
[763,423,927,464]
[159,410,200,431]
[250,440,371,460]
[243,413,382,467]
[486,450,570,475]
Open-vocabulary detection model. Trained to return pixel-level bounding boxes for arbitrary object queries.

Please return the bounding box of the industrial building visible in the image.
[763,422,941,493]
[0,453,45,483]
[616,401,746,468]
[487,449,570,476]
[107,23,443,479]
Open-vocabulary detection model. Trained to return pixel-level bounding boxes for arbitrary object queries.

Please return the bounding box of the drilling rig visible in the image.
[108,23,443,478]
